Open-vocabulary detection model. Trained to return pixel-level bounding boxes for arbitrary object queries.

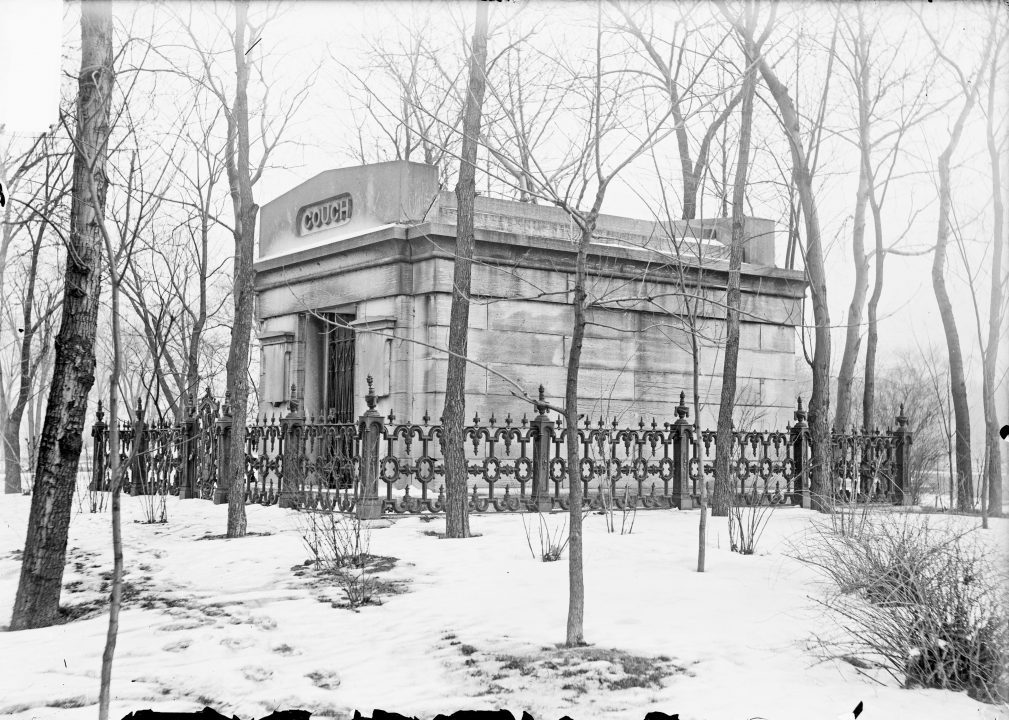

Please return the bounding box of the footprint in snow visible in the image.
[159,620,207,632]
[220,636,256,651]
[307,669,341,690]
[242,666,273,682]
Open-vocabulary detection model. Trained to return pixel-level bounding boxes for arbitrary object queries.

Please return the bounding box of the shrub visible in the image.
[298,510,371,572]
[727,479,777,555]
[334,567,379,609]
[598,484,637,535]
[520,511,572,562]
[813,486,873,540]
[137,470,168,524]
[800,514,1008,702]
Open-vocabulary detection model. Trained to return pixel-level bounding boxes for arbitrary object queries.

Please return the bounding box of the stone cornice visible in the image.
[253,221,807,300]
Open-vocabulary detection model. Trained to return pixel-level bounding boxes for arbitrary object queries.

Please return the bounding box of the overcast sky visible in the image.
[2,0,1006,438]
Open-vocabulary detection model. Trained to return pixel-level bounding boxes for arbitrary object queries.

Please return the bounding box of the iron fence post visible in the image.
[130,398,148,496]
[280,383,304,509]
[179,394,198,500]
[213,392,233,505]
[672,392,693,510]
[893,405,912,506]
[790,396,811,509]
[357,376,383,520]
[91,401,107,492]
[530,385,554,512]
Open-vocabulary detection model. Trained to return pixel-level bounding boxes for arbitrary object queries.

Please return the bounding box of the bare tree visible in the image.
[831,5,873,434]
[723,6,833,509]
[442,0,490,540]
[645,157,719,570]
[919,10,996,510]
[167,1,314,535]
[120,95,231,421]
[612,1,743,221]
[80,140,151,720]
[347,11,468,179]
[832,5,935,432]
[518,5,673,646]
[0,131,69,494]
[10,0,114,630]
[222,0,257,536]
[711,0,769,517]
[980,18,1008,516]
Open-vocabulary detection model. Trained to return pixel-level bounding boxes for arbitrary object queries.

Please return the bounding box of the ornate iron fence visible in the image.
[89,378,913,514]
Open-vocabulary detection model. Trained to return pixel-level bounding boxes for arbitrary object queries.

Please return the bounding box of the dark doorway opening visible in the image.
[324,313,356,490]
[325,313,356,422]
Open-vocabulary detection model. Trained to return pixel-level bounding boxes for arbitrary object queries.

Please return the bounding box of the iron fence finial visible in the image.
[675,392,689,422]
[534,385,548,417]
[793,396,807,426]
[365,375,377,410]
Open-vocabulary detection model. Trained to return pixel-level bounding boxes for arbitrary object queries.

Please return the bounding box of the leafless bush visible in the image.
[799,514,1008,702]
[814,488,873,540]
[727,479,777,555]
[598,484,637,535]
[298,510,371,572]
[335,567,380,609]
[521,511,572,562]
[77,449,108,514]
[137,471,168,524]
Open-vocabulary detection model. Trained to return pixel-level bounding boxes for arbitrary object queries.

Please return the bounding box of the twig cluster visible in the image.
[298,509,372,572]
[598,484,637,536]
[727,479,778,555]
[521,510,572,562]
[298,510,381,609]
[800,514,1008,703]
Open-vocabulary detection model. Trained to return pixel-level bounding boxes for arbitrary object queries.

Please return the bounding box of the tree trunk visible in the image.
[687,91,744,222]
[756,57,832,511]
[861,189,885,432]
[10,0,113,630]
[3,424,22,494]
[693,329,706,572]
[441,0,488,540]
[224,0,256,537]
[184,214,210,408]
[670,99,696,221]
[565,212,598,647]
[97,442,123,720]
[834,73,872,431]
[98,258,126,720]
[983,42,1004,517]
[932,77,985,512]
[712,25,756,518]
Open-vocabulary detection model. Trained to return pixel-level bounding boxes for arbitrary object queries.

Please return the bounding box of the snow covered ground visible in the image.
[1,494,1007,720]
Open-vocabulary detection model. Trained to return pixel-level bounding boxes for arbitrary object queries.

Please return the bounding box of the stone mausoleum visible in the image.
[253,161,806,429]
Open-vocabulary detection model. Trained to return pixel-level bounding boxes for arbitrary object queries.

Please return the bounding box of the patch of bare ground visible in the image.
[459,643,693,697]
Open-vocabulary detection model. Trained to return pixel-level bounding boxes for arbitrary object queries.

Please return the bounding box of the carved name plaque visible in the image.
[297,193,353,236]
